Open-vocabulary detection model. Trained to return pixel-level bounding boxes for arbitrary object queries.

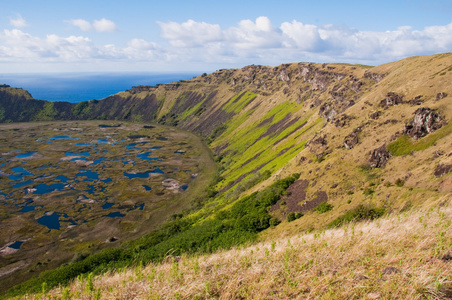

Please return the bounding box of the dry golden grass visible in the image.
[16,200,451,300]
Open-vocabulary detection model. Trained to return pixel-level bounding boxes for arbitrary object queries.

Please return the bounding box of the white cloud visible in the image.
[1,17,452,72]
[156,18,452,64]
[226,16,282,49]
[158,19,222,47]
[93,18,117,33]
[10,14,28,28]
[69,19,92,31]
[280,21,324,51]
[67,18,117,33]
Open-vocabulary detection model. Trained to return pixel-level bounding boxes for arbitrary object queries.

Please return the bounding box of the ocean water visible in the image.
[0,72,199,103]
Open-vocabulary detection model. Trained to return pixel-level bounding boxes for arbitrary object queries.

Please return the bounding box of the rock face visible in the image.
[344,132,358,150]
[437,92,447,100]
[434,164,452,177]
[404,108,446,139]
[364,71,386,83]
[369,144,391,168]
[380,92,404,108]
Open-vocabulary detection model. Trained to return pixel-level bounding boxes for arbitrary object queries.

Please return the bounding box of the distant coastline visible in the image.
[0,72,199,103]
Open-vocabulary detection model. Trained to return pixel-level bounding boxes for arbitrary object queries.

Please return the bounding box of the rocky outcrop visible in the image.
[319,103,338,121]
[434,164,452,177]
[334,114,353,127]
[369,111,381,120]
[369,144,391,168]
[364,71,386,83]
[404,108,446,139]
[437,92,447,100]
[344,127,362,150]
[380,92,404,108]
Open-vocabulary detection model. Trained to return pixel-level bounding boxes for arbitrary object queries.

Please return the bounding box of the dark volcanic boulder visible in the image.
[434,164,452,177]
[369,144,391,168]
[404,107,446,140]
[344,132,359,149]
[379,92,404,108]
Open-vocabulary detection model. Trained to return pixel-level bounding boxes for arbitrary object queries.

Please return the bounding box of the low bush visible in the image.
[287,212,303,222]
[315,202,333,214]
[327,205,385,228]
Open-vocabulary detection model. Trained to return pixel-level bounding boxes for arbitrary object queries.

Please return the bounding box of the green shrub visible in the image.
[327,205,385,228]
[395,178,405,187]
[315,202,333,214]
[72,101,91,116]
[287,212,303,222]
[363,188,375,196]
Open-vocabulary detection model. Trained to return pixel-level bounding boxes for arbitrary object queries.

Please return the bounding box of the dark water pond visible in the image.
[92,157,106,165]
[143,185,152,191]
[98,124,121,128]
[19,205,41,213]
[102,202,114,209]
[76,170,99,180]
[37,212,67,230]
[137,152,158,161]
[65,151,91,157]
[14,152,36,159]
[12,180,34,188]
[9,241,24,249]
[96,139,110,144]
[55,175,70,182]
[12,167,33,175]
[50,136,78,140]
[103,212,125,218]
[32,183,67,195]
[9,174,24,181]
[153,168,164,174]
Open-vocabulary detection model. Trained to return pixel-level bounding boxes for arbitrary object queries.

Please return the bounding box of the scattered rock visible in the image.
[344,132,358,150]
[437,92,447,100]
[382,266,401,275]
[370,111,381,120]
[354,274,368,281]
[380,92,404,108]
[311,135,327,146]
[319,103,337,121]
[106,237,118,243]
[434,164,452,177]
[404,107,446,139]
[162,179,181,191]
[369,144,391,168]
[441,252,452,261]
[364,71,386,83]
[433,150,444,158]
[334,114,355,127]
[344,127,362,150]
[408,95,424,106]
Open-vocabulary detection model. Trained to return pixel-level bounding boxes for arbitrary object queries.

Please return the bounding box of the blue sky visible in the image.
[1,0,451,73]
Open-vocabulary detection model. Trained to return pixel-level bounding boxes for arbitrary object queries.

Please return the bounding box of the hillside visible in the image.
[17,205,452,299]
[1,53,452,298]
